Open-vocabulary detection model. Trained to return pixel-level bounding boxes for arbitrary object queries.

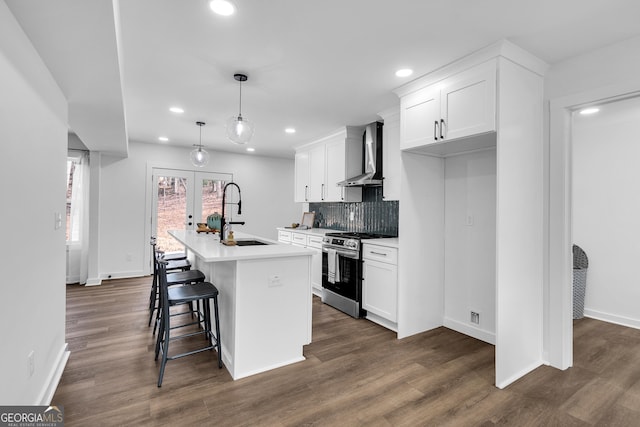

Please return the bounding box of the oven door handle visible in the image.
[322,247,359,259]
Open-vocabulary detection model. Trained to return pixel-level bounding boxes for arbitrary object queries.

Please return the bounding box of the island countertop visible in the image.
[168,229,314,263]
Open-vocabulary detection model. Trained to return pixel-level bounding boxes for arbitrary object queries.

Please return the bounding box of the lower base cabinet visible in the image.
[277,229,323,297]
[362,244,398,327]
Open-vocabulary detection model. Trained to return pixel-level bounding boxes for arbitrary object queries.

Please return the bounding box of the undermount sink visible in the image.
[234,239,271,246]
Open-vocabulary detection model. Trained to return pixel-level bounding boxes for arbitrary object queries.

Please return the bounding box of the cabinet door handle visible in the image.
[440,119,445,139]
[305,185,309,201]
[321,183,325,200]
[434,120,439,141]
[370,251,387,256]
[341,186,344,201]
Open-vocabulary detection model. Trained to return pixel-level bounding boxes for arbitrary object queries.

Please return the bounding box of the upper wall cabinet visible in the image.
[399,60,497,155]
[294,127,363,203]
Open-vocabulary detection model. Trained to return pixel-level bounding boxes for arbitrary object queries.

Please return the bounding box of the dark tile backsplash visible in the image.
[309,187,399,236]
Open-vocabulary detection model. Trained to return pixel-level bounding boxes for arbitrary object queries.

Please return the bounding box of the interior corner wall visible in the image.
[97,141,299,279]
[443,149,497,344]
[572,96,640,328]
[0,2,68,404]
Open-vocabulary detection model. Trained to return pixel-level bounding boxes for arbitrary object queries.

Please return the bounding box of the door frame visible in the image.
[547,83,640,370]
[143,162,232,275]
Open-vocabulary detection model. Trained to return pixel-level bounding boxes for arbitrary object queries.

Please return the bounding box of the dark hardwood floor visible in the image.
[54,277,640,426]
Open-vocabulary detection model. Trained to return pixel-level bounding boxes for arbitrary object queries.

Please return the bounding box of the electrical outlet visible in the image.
[28,351,35,377]
[466,214,474,226]
[470,311,480,324]
[349,211,355,221]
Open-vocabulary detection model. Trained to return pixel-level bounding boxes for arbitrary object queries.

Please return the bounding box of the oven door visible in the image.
[321,248,361,301]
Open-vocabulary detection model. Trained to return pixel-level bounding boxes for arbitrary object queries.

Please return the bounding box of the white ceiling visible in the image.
[6,0,640,158]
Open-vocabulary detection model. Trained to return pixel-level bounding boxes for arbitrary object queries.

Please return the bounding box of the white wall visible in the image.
[444,149,496,344]
[0,1,68,404]
[545,36,640,100]
[572,96,640,328]
[96,141,299,279]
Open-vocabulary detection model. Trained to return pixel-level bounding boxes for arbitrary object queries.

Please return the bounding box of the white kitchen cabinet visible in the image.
[277,229,292,243]
[294,126,363,203]
[294,151,310,202]
[308,144,326,201]
[400,60,496,153]
[291,232,307,247]
[276,228,326,297]
[362,243,398,326]
[306,235,324,296]
[401,85,440,150]
[393,40,548,388]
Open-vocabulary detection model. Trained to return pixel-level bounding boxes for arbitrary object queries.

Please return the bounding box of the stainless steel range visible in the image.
[321,232,389,318]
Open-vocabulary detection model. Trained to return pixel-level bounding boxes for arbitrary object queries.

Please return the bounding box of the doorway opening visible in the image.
[548,86,640,370]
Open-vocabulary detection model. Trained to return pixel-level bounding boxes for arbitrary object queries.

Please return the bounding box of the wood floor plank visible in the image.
[53,278,640,426]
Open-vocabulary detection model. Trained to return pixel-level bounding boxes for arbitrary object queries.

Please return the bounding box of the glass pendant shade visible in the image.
[190,146,209,167]
[226,114,254,145]
[226,73,254,145]
[190,121,209,167]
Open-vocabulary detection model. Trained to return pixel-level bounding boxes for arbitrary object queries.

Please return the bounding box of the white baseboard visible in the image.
[85,277,102,286]
[584,308,640,330]
[495,358,543,389]
[443,317,496,345]
[365,312,398,333]
[37,343,70,405]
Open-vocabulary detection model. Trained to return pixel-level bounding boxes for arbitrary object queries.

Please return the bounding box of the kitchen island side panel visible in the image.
[233,256,310,379]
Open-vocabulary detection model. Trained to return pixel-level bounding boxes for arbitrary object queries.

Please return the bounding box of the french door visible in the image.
[151,168,231,253]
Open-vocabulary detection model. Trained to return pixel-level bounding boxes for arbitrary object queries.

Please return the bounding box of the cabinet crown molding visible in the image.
[393,39,549,99]
[294,125,365,151]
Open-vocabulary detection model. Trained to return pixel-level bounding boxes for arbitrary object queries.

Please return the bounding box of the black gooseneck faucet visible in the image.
[221,182,245,241]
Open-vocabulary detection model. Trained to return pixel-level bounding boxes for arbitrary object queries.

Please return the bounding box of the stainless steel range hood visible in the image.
[337,122,383,187]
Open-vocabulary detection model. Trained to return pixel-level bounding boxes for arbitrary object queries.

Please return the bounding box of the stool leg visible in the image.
[213,296,222,368]
[148,275,157,326]
[157,307,170,387]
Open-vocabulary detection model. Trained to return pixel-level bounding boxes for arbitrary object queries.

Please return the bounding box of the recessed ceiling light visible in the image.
[169,107,184,114]
[158,136,169,142]
[209,0,236,16]
[395,68,413,78]
[285,128,296,134]
[579,107,600,115]
[246,147,255,152]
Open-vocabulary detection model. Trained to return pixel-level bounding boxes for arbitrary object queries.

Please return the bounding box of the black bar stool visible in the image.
[150,268,207,335]
[148,238,200,328]
[154,259,222,387]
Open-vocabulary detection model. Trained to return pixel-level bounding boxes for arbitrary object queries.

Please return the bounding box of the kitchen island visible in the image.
[168,229,314,380]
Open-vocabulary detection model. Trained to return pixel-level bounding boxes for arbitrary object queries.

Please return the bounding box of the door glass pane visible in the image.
[155,175,188,252]
[198,178,225,223]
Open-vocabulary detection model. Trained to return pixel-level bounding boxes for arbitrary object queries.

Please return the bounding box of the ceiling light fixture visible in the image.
[285,128,296,134]
[169,107,184,114]
[209,0,236,16]
[395,68,413,77]
[158,136,169,142]
[246,147,255,152]
[190,121,210,167]
[226,73,254,145]
[579,107,600,115]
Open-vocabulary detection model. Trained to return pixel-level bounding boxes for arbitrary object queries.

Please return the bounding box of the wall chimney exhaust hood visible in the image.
[337,122,383,187]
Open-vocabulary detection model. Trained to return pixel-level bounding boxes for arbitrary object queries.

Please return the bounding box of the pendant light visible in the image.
[190,121,210,167]
[226,73,254,145]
